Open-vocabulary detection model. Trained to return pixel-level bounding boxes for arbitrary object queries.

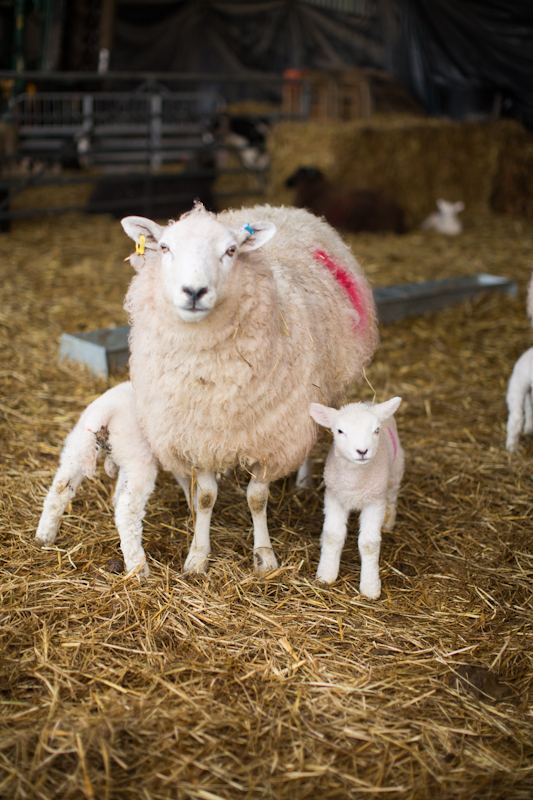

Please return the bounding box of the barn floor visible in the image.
[1,207,533,799]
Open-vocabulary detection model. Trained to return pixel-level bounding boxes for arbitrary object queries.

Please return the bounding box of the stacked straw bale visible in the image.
[1,206,533,798]
[268,116,532,229]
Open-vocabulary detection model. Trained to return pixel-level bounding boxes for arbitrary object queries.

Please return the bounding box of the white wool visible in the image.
[35,382,166,577]
[122,203,379,574]
[421,199,464,235]
[309,397,404,598]
[506,347,533,453]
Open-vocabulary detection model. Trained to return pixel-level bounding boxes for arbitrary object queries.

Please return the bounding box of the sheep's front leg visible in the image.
[316,491,349,584]
[114,465,157,578]
[358,501,386,600]
[184,470,217,574]
[36,466,84,545]
[247,478,278,573]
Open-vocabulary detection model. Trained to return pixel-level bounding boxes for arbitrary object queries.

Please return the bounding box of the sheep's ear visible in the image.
[121,216,163,249]
[436,199,446,211]
[309,402,337,429]
[454,201,465,213]
[374,397,402,422]
[237,221,276,252]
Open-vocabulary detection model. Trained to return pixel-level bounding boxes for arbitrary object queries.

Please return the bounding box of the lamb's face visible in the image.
[309,397,402,466]
[332,406,381,465]
[121,208,276,324]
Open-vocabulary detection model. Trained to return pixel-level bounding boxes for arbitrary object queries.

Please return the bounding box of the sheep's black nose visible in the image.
[183,286,208,304]
[357,449,368,456]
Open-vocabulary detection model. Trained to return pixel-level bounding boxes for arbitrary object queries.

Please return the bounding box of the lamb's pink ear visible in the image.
[121,216,163,249]
[374,396,402,422]
[309,402,337,429]
[454,201,465,213]
[237,221,276,252]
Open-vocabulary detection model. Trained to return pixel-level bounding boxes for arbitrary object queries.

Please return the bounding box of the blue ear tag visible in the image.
[244,223,255,235]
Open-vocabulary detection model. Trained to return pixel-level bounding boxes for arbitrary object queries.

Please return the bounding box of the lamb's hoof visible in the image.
[360,580,381,600]
[315,572,336,585]
[183,552,209,574]
[253,547,278,574]
[124,559,150,579]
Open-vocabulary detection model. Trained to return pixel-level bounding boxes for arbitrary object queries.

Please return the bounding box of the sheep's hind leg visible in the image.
[295,456,313,489]
[36,466,84,545]
[183,470,217,574]
[114,464,157,578]
[247,478,278,573]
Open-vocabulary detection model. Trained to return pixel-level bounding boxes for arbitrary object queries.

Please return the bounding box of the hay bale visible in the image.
[268,116,529,228]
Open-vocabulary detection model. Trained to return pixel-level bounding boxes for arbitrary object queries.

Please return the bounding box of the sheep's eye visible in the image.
[337,428,345,435]
[374,427,380,435]
[225,245,237,257]
[160,244,169,253]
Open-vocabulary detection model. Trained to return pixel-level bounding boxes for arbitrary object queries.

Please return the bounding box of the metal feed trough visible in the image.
[59,274,518,378]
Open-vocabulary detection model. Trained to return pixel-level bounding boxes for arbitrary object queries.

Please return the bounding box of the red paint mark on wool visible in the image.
[387,425,397,460]
[313,249,369,331]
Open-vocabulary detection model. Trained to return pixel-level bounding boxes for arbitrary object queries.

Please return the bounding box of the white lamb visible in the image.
[121,203,379,575]
[421,199,465,235]
[309,397,404,599]
[506,347,533,452]
[36,381,189,576]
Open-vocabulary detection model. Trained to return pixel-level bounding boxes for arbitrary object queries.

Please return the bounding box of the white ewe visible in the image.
[309,397,404,598]
[421,199,465,235]
[36,381,189,576]
[121,203,379,574]
[506,347,533,453]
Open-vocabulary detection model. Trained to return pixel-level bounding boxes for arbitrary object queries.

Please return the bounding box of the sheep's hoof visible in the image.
[359,580,381,600]
[253,547,278,574]
[183,552,209,574]
[315,571,337,585]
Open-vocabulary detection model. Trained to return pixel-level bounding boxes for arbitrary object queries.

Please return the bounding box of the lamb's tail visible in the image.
[78,404,113,478]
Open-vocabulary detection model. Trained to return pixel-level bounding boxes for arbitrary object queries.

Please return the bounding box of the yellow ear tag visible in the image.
[135,234,145,255]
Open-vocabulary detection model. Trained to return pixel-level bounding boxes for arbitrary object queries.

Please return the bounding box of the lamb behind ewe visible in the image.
[420,199,465,235]
[309,397,404,598]
[122,203,379,574]
[286,167,406,234]
[36,381,188,576]
[506,346,533,453]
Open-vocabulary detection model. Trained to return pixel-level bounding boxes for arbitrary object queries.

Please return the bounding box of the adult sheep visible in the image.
[122,203,379,574]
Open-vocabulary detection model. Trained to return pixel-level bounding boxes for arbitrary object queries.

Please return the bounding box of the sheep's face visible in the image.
[122,207,276,323]
[310,397,402,466]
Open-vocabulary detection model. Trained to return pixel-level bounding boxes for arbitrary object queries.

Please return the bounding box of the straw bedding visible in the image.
[1,206,533,799]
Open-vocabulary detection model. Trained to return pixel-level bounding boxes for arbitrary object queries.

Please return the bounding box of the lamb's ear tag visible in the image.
[244,223,255,235]
[135,234,145,255]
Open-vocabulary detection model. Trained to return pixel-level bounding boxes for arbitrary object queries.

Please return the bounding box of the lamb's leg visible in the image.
[506,370,530,452]
[383,475,401,532]
[183,470,217,574]
[247,478,278,573]
[172,472,191,510]
[36,465,84,545]
[523,390,533,435]
[295,456,313,489]
[316,490,349,584]
[114,464,157,578]
[358,501,386,600]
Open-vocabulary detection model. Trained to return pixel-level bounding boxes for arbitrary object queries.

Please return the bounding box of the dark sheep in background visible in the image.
[286,167,406,234]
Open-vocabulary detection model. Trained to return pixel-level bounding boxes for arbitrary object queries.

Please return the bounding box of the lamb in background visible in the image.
[506,347,533,452]
[285,167,406,234]
[309,397,404,599]
[122,203,379,575]
[35,381,189,577]
[420,199,465,235]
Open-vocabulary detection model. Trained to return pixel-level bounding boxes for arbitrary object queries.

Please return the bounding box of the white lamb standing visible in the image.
[309,397,404,599]
[506,347,533,453]
[35,381,190,576]
[121,203,379,575]
[421,199,465,235]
